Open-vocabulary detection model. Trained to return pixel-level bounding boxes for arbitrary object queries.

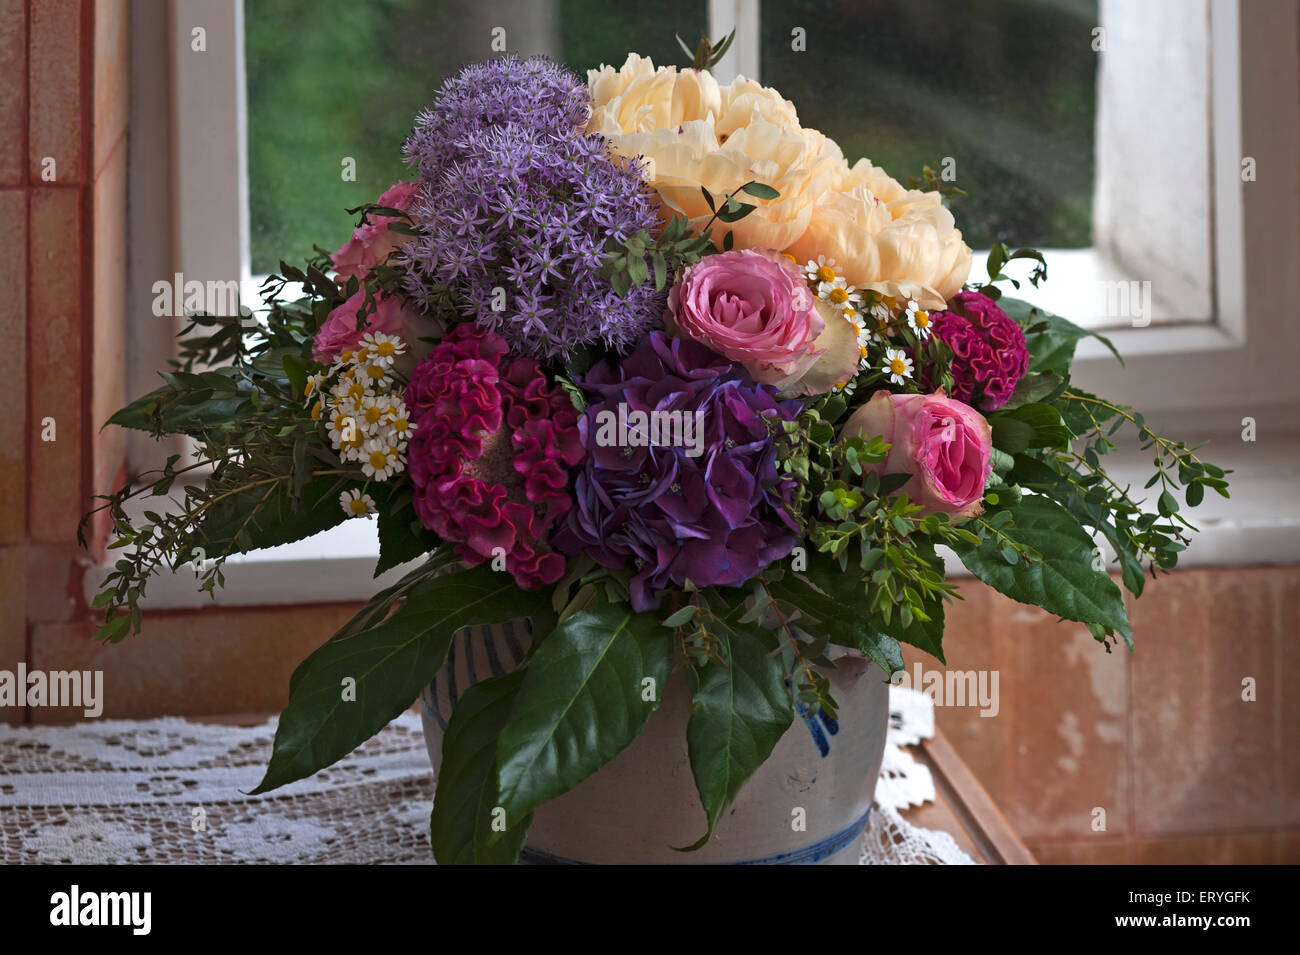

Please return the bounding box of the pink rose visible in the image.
[666,249,836,392]
[314,291,429,367]
[331,180,420,282]
[841,390,992,520]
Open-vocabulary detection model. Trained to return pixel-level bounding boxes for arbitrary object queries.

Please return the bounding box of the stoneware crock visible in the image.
[420,620,889,864]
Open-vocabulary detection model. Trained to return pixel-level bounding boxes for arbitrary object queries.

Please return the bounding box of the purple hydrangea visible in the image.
[553,332,802,611]
[402,56,590,182]
[400,58,665,360]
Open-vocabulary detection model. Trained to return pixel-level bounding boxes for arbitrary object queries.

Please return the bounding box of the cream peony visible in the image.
[586,56,972,309]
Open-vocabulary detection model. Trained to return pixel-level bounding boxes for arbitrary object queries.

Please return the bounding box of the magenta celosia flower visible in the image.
[404,324,583,588]
[923,291,1029,411]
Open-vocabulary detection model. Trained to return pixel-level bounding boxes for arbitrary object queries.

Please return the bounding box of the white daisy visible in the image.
[360,331,406,368]
[360,439,400,481]
[907,303,933,340]
[882,348,914,385]
[339,488,377,519]
[819,278,861,312]
[804,255,837,286]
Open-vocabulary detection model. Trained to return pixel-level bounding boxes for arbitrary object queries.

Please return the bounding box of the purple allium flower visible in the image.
[399,58,666,361]
[921,291,1030,411]
[402,56,590,182]
[553,331,802,611]
[402,122,667,360]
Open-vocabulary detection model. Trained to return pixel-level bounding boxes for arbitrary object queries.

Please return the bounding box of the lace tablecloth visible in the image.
[0,686,972,865]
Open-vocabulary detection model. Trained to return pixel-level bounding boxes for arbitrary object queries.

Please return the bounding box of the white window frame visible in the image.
[107,0,1299,609]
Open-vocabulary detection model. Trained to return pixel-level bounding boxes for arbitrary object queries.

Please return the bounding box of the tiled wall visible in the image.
[1,1,130,690]
[910,566,1300,864]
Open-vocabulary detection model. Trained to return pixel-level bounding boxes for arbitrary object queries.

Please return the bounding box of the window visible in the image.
[113,0,1299,607]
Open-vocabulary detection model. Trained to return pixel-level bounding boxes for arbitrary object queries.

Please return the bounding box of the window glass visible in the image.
[245,0,708,273]
[760,0,1099,250]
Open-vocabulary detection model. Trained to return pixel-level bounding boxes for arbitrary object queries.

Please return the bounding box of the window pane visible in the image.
[245,0,707,274]
[760,0,1098,250]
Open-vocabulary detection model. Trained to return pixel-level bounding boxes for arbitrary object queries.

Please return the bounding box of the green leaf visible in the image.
[680,627,794,850]
[768,552,905,675]
[106,383,248,436]
[251,564,549,794]
[739,181,780,200]
[375,486,441,576]
[951,496,1131,643]
[999,297,1123,375]
[492,596,674,833]
[183,475,346,564]
[429,670,534,865]
[999,372,1065,412]
[993,402,1072,451]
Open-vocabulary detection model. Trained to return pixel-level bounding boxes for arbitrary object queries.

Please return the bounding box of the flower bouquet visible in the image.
[84,38,1229,864]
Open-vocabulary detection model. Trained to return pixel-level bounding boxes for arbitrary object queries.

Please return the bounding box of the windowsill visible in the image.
[83,430,1297,610]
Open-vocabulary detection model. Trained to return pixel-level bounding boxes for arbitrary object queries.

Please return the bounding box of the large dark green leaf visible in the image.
[681,626,794,850]
[251,564,549,794]
[430,671,533,865]
[999,297,1122,376]
[374,485,441,576]
[951,495,1131,641]
[181,474,347,564]
[492,597,674,831]
[107,384,250,436]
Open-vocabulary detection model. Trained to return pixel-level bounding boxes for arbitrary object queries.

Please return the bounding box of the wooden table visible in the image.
[901,730,1037,864]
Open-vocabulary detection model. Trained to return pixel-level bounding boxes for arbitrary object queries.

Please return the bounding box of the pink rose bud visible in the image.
[313,290,430,369]
[841,390,993,520]
[331,180,420,282]
[666,249,856,395]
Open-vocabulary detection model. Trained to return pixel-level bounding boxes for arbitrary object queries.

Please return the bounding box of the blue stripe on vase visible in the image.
[517,805,872,866]
[483,625,507,678]
[502,620,525,663]
[464,631,479,687]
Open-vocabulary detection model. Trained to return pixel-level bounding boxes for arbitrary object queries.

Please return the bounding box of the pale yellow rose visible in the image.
[586,56,972,310]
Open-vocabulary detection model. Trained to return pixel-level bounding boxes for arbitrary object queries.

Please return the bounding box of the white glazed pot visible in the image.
[420,621,889,864]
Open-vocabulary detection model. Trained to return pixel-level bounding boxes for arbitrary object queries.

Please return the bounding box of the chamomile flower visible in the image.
[882,348,914,385]
[360,362,392,388]
[904,299,933,340]
[388,412,417,443]
[333,373,370,404]
[339,488,377,519]
[358,395,395,435]
[304,373,326,399]
[360,331,406,368]
[360,439,401,481]
[804,255,837,286]
[823,280,861,312]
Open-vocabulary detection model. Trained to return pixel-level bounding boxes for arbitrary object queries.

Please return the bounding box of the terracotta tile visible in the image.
[1031,840,1136,865]
[1133,830,1282,865]
[0,0,25,187]
[1131,569,1280,836]
[27,187,84,542]
[1002,583,1131,843]
[92,0,129,176]
[0,545,28,725]
[29,0,84,185]
[24,543,78,624]
[30,603,365,722]
[91,133,127,555]
[1276,570,1300,827]
[0,189,25,543]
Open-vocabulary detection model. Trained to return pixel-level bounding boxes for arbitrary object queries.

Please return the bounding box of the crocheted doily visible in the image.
[0,686,972,865]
